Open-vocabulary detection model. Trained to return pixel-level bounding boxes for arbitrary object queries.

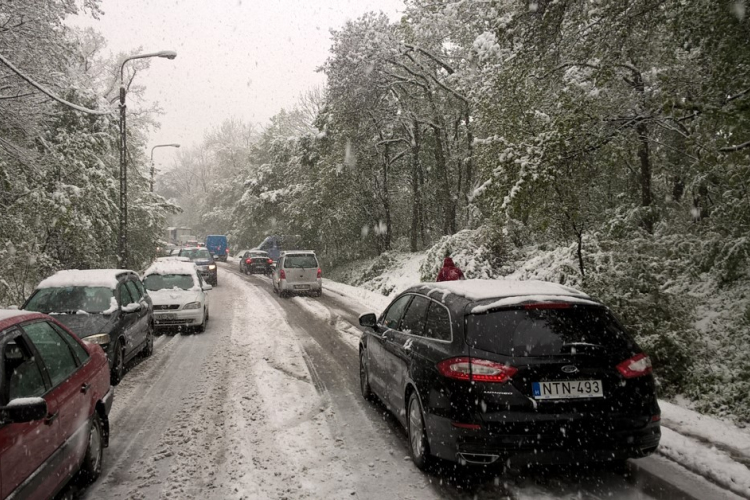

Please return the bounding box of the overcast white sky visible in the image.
[72,0,404,165]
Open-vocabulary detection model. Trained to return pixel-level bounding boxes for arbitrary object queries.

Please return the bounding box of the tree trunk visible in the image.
[636,121,654,233]
[432,126,455,235]
[410,119,422,252]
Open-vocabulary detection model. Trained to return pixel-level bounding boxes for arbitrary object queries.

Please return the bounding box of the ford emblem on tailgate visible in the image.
[561,365,579,374]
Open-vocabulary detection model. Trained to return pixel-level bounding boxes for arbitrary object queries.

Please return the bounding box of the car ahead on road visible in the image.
[22,269,154,385]
[358,279,661,470]
[143,260,212,333]
[239,250,273,275]
[178,247,218,286]
[205,235,229,262]
[0,310,113,499]
[272,251,322,297]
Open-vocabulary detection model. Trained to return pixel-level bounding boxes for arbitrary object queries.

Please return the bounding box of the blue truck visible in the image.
[205,235,229,262]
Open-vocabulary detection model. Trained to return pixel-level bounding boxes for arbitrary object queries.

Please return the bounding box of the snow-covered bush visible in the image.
[419,227,509,282]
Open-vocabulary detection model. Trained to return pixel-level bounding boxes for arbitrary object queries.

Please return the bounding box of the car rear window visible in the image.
[466,306,637,357]
[284,255,317,268]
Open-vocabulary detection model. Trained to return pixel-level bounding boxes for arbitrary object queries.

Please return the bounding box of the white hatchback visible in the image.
[143,260,212,333]
[272,251,322,297]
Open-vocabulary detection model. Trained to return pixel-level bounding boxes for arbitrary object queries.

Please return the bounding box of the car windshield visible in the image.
[179,248,211,261]
[466,306,637,357]
[25,286,115,314]
[284,255,317,268]
[144,274,195,291]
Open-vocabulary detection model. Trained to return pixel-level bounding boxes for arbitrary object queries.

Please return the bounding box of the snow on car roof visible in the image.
[37,269,134,290]
[0,309,32,322]
[281,250,316,255]
[144,260,197,276]
[420,279,591,302]
[471,294,601,314]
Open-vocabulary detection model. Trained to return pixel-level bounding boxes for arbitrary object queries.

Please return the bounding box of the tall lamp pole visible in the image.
[150,143,180,192]
[119,50,177,269]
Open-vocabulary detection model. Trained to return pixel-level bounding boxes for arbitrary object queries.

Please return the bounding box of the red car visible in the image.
[0,310,113,499]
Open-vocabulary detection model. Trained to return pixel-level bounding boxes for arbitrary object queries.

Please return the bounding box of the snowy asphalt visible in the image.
[62,265,739,500]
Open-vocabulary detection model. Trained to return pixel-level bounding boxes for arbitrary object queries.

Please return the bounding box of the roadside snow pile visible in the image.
[330,251,426,298]
[323,279,391,313]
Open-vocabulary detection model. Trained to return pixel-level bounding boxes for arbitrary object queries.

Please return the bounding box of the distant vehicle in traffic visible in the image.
[178,247,218,286]
[22,269,155,384]
[256,234,299,262]
[0,310,113,499]
[239,250,273,275]
[143,260,212,333]
[272,251,322,297]
[358,279,661,470]
[205,235,229,262]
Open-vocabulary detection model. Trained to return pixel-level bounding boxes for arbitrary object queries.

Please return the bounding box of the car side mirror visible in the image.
[203,284,213,291]
[0,397,47,424]
[359,312,378,329]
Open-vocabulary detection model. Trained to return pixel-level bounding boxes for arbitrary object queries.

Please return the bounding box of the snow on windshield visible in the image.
[24,286,115,314]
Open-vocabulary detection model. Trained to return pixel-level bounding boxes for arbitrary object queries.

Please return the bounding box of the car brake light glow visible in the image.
[651,414,661,422]
[280,269,286,280]
[437,357,517,383]
[245,259,251,264]
[317,268,322,279]
[523,302,572,309]
[451,422,482,430]
[616,353,653,378]
[267,258,273,264]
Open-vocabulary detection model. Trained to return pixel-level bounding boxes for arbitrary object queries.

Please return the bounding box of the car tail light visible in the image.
[451,422,481,430]
[437,357,517,383]
[651,414,661,422]
[616,353,653,378]
[280,269,286,280]
[317,268,322,279]
[245,259,251,264]
[523,303,571,309]
[226,249,229,254]
[267,259,273,264]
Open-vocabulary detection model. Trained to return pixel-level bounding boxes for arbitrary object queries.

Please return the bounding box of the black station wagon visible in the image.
[358,279,660,470]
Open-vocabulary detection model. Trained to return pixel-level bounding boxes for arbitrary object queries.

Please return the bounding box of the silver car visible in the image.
[272,251,322,297]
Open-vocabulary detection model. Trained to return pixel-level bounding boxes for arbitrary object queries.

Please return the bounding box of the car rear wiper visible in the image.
[560,342,604,354]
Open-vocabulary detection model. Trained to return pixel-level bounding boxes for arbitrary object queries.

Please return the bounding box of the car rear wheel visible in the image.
[110,340,125,385]
[408,392,431,470]
[78,412,104,484]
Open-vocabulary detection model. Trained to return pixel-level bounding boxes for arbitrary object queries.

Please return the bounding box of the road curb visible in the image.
[631,454,744,500]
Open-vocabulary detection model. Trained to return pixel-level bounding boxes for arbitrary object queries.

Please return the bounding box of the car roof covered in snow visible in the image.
[281,250,316,255]
[144,260,198,276]
[36,269,137,290]
[411,279,600,313]
[0,310,47,332]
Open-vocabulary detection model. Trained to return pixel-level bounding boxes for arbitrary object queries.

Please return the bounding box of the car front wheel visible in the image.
[78,412,104,484]
[110,340,124,385]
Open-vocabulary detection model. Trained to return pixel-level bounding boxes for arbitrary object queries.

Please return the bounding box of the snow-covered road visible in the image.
[69,266,741,500]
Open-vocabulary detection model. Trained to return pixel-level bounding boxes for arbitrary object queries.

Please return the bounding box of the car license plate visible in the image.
[157,313,176,320]
[532,380,603,399]
[293,285,309,290]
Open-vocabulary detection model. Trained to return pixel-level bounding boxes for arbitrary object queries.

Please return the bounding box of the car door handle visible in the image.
[81,383,91,394]
[44,411,59,425]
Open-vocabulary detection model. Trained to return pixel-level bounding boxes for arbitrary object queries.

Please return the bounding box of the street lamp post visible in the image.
[150,143,180,192]
[118,50,177,269]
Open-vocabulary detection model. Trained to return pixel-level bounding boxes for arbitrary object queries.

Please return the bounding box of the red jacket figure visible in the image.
[436,257,465,282]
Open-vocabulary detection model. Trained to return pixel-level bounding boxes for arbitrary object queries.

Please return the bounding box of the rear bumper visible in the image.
[425,412,661,465]
[279,280,322,293]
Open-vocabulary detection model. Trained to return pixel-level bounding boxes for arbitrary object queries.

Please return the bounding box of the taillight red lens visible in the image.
[616,353,653,378]
[523,302,571,309]
[245,259,251,264]
[267,259,273,264]
[317,268,322,279]
[437,357,517,383]
[280,269,286,280]
[226,249,229,254]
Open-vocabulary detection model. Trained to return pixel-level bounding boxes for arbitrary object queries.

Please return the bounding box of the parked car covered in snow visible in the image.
[0,309,113,499]
[21,269,154,384]
[358,279,661,470]
[178,247,218,286]
[272,251,322,297]
[143,260,212,333]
